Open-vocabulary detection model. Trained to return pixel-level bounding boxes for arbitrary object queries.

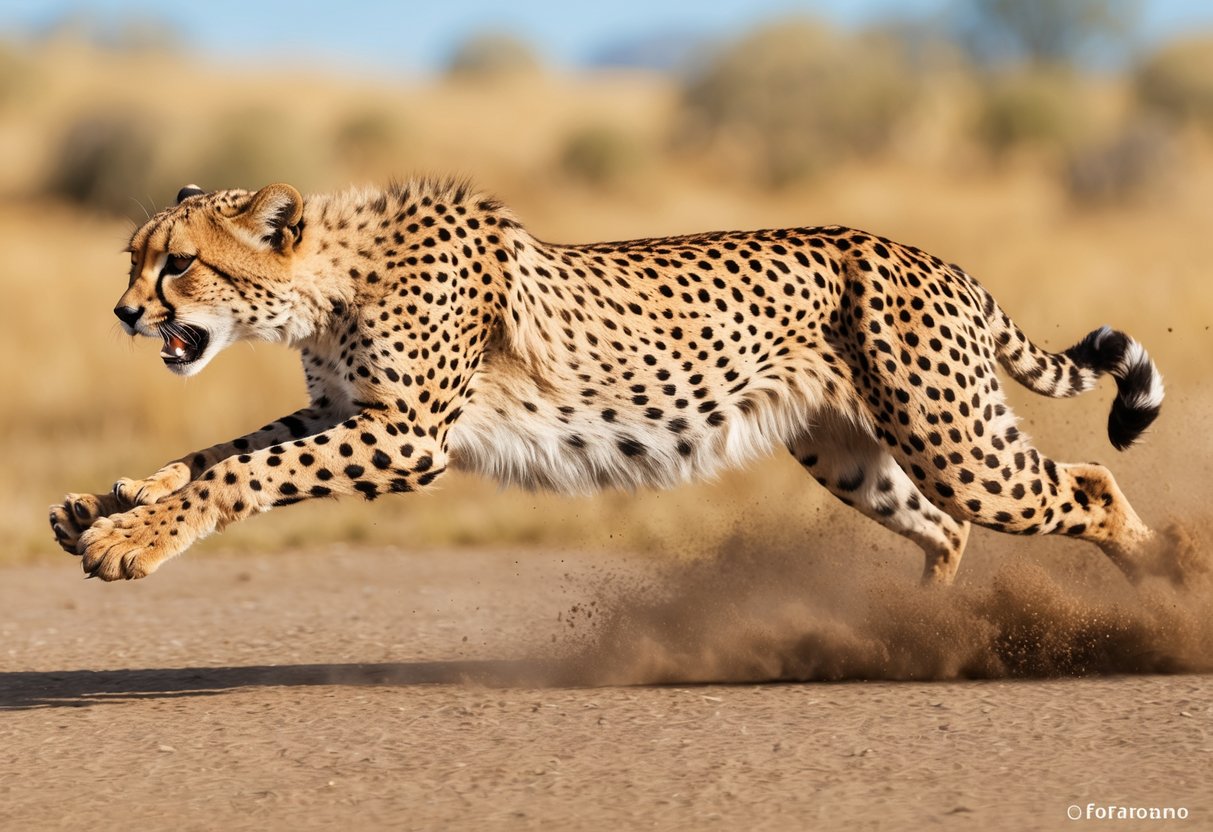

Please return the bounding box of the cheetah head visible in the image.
[117,183,305,377]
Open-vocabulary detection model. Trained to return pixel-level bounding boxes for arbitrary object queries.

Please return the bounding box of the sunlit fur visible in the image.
[52,178,1165,585]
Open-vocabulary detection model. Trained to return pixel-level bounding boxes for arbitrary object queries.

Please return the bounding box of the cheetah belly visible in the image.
[447,356,824,495]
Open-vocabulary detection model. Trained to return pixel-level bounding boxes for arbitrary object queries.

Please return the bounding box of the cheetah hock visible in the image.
[51,179,1165,584]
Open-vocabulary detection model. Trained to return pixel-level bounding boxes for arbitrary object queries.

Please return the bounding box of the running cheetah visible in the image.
[50,179,1164,584]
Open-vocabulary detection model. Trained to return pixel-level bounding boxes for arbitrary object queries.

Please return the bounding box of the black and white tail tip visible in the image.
[1067,325,1164,450]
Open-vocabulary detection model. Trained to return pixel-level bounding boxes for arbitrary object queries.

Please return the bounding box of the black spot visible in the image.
[280,415,308,438]
[617,437,646,457]
[837,470,865,492]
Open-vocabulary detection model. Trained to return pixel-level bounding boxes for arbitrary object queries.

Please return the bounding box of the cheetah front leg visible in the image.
[75,411,445,580]
[50,403,349,554]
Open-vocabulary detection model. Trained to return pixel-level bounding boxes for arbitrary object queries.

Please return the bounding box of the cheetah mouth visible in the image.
[159,322,209,366]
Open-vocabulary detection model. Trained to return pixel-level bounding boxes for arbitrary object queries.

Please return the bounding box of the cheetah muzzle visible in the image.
[50,177,1167,588]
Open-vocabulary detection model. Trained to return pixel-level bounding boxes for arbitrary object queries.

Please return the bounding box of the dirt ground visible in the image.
[1,540,1210,832]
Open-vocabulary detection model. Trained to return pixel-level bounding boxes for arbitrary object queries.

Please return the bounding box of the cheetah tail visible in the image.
[1062,326,1165,450]
[981,289,1164,450]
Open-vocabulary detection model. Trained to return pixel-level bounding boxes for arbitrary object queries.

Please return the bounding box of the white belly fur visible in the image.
[447,360,827,495]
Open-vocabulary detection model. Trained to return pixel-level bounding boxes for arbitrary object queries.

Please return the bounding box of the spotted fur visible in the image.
[50,178,1165,584]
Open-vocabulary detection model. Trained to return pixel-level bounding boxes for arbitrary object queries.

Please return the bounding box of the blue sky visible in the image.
[2,0,1211,73]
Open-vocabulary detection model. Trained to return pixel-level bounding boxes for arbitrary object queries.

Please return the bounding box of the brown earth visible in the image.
[2,536,1211,831]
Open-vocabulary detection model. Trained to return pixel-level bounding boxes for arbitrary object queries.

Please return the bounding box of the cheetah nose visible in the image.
[114,305,144,327]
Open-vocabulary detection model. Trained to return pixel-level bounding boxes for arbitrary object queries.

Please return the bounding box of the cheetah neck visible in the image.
[286,194,376,345]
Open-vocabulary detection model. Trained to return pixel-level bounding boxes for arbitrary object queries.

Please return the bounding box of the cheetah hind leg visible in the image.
[1060,461,1158,582]
[789,422,972,586]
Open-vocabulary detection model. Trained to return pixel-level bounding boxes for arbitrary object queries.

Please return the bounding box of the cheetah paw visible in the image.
[49,491,130,554]
[113,461,192,506]
[77,503,194,581]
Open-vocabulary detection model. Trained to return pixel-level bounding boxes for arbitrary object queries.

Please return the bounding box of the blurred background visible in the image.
[1,0,1211,567]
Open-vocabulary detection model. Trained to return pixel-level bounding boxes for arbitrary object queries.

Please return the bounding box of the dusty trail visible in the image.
[1,540,1211,831]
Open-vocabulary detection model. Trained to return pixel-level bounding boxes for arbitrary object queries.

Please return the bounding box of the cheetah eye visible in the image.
[163,254,195,276]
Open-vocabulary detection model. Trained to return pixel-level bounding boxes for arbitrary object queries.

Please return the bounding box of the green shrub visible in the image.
[44,111,162,214]
[679,20,917,187]
[973,69,1090,157]
[194,107,325,192]
[559,125,645,186]
[1136,36,1213,128]
[1065,121,1177,205]
[335,109,402,155]
[333,108,408,176]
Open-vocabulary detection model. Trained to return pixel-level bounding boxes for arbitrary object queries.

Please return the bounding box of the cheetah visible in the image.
[50,179,1165,585]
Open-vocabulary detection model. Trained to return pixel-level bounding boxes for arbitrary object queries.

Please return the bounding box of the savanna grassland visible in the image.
[4,16,1213,832]
[2,22,1212,569]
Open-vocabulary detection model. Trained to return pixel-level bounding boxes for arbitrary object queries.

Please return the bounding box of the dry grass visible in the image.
[2,39,1211,565]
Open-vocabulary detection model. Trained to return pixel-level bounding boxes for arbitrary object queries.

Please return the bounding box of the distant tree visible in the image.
[446,32,540,81]
[680,20,917,187]
[1136,35,1213,128]
[46,112,159,214]
[957,0,1139,67]
[559,125,646,186]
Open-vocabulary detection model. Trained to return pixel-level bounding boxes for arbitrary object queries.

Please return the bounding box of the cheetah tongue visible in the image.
[159,324,208,365]
[160,332,189,360]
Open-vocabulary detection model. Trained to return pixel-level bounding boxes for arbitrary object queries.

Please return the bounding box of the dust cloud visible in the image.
[548,520,1213,685]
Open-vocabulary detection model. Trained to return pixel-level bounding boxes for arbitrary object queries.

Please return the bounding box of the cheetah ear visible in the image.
[241,183,304,252]
[176,184,205,204]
